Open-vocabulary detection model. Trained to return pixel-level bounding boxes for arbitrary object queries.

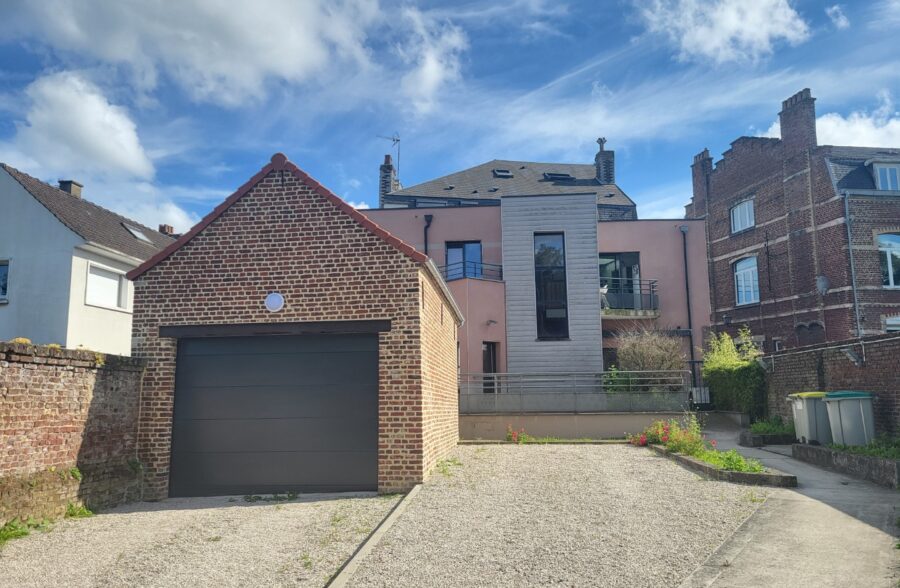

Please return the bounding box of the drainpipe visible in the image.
[680,225,697,387]
[843,192,863,338]
[423,214,434,256]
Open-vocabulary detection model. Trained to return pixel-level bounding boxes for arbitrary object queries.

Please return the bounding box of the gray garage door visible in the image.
[169,333,378,497]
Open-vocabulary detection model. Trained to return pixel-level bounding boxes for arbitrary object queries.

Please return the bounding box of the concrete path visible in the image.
[681,425,900,588]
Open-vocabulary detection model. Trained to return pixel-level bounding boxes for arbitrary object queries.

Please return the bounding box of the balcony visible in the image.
[600,277,659,319]
[439,261,503,282]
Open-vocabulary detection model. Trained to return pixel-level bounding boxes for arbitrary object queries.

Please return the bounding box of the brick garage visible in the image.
[0,342,144,525]
[765,334,900,436]
[128,154,461,499]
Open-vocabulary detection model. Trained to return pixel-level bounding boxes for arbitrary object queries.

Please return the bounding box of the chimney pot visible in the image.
[58,180,83,198]
[158,224,175,236]
[378,154,401,206]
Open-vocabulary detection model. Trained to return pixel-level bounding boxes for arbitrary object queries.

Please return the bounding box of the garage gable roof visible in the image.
[127,153,429,281]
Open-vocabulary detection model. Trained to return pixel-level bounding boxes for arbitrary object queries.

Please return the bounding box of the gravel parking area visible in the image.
[349,444,765,588]
[0,492,400,588]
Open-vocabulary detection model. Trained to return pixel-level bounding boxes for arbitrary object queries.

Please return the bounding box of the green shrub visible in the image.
[601,365,634,393]
[65,503,93,518]
[829,436,900,460]
[702,327,766,419]
[750,416,795,436]
[695,449,765,473]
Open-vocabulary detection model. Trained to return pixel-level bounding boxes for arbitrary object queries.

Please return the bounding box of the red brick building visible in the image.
[127,153,462,498]
[687,89,900,350]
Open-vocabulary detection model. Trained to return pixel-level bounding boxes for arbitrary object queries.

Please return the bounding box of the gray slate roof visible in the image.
[388,159,635,207]
[2,163,174,261]
[824,146,900,191]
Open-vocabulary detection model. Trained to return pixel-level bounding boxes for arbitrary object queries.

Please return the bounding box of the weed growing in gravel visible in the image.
[301,553,313,569]
[243,492,299,503]
[435,457,463,476]
[331,511,347,526]
[205,536,223,542]
[744,491,766,503]
[0,517,52,547]
[65,503,93,518]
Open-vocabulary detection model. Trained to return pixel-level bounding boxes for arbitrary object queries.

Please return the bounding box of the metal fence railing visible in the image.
[459,370,690,413]
[439,261,503,282]
[599,277,659,311]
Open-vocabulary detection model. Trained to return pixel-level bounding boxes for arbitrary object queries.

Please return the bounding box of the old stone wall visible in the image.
[0,343,144,525]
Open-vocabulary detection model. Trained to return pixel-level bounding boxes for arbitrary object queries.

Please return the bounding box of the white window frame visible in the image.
[733,257,760,305]
[875,165,900,191]
[885,316,900,333]
[85,262,129,312]
[0,259,8,302]
[878,233,900,289]
[730,199,755,234]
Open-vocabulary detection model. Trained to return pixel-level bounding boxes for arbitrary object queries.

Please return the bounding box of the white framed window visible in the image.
[875,165,900,191]
[879,233,900,288]
[730,199,755,233]
[86,264,127,310]
[733,257,759,305]
[886,316,900,333]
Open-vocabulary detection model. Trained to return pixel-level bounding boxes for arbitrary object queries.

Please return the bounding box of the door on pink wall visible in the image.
[482,342,498,393]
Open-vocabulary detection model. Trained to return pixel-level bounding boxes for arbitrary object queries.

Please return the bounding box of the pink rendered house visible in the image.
[361,141,711,384]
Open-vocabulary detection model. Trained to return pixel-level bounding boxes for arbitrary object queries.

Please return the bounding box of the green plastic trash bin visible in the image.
[824,391,875,446]
[788,392,833,445]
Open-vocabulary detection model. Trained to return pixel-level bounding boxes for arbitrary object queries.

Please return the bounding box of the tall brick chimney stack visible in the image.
[687,148,713,219]
[779,88,817,155]
[378,154,400,206]
[594,137,615,184]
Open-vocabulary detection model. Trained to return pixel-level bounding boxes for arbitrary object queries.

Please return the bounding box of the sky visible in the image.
[0,0,899,231]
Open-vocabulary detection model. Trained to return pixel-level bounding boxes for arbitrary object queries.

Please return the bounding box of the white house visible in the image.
[0,163,174,355]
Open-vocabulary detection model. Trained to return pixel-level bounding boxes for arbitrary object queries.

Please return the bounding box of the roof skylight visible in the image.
[492,168,513,178]
[123,223,153,243]
[543,172,574,181]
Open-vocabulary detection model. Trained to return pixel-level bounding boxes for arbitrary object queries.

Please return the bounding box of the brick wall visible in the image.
[131,160,459,498]
[419,268,460,476]
[0,343,144,525]
[765,334,900,436]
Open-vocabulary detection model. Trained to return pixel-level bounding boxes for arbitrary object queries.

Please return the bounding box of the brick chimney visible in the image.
[378,154,400,206]
[687,149,713,219]
[158,224,175,236]
[779,88,817,155]
[594,138,615,184]
[58,180,83,198]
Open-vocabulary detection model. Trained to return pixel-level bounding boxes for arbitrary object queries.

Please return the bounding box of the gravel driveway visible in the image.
[0,492,400,588]
[349,444,765,588]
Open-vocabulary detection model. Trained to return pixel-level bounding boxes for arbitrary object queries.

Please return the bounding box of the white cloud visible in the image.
[0,71,200,232]
[9,72,153,179]
[632,182,694,220]
[343,199,370,209]
[635,0,810,64]
[761,91,900,147]
[398,8,469,116]
[826,5,850,29]
[2,0,380,107]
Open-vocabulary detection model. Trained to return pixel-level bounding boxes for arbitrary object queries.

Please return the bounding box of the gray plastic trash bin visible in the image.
[824,391,875,446]
[788,392,833,445]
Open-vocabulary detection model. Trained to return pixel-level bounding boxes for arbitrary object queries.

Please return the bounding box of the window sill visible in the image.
[730,226,756,237]
[536,337,571,342]
[734,301,760,308]
[85,302,132,315]
[0,298,7,305]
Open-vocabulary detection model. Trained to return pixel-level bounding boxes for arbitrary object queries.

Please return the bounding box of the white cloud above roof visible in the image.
[635,0,810,64]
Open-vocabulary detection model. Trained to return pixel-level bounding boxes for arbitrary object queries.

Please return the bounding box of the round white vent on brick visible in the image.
[265,292,285,312]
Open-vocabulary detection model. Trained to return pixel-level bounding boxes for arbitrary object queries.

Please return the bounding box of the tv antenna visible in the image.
[377,133,401,180]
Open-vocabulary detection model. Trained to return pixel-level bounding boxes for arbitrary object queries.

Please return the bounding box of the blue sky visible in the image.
[0,0,898,230]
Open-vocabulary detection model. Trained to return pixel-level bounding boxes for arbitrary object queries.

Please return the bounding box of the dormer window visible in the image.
[875,165,900,190]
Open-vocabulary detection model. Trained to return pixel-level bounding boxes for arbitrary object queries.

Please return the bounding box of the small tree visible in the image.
[614,329,686,372]
[702,326,766,419]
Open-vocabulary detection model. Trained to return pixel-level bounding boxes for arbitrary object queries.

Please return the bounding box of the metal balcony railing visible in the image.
[439,261,503,282]
[459,370,690,413]
[600,278,659,311]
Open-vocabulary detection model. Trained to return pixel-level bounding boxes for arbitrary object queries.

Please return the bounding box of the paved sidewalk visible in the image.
[681,425,900,587]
